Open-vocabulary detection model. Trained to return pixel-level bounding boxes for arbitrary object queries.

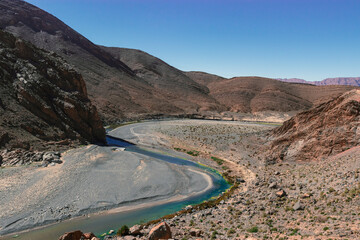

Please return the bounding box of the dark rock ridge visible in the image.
[0,29,105,159]
[267,89,360,162]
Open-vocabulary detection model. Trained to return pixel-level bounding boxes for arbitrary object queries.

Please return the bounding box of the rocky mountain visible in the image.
[278,77,360,86]
[0,0,223,123]
[0,29,105,154]
[267,89,360,162]
[187,73,357,113]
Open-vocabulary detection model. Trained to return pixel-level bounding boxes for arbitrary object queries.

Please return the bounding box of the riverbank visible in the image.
[122,119,360,239]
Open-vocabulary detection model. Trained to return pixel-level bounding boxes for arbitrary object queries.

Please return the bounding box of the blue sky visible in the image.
[25,0,360,81]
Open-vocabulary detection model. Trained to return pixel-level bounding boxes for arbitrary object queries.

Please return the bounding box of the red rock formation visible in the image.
[267,90,360,162]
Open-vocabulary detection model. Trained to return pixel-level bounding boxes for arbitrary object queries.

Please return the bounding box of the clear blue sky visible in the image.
[25,0,360,81]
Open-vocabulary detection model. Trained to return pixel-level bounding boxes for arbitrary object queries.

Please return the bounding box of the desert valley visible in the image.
[0,0,359,240]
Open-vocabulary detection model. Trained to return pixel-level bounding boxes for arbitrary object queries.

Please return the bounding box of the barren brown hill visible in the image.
[267,89,360,162]
[187,73,357,112]
[0,0,223,123]
[184,71,226,86]
[99,47,225,113]
[0,29,105,152]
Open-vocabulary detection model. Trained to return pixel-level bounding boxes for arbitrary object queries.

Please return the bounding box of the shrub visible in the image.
[117,225,129,236]
[187,150,200,156]
[247,226,259,233]
[211,156,224,165]
[211,230,218,239]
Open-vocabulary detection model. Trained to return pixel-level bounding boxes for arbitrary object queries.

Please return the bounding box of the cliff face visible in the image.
[0,30,105,151]
[267,90,360,162]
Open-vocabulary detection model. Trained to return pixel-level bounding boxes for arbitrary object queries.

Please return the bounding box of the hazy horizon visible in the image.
[24,0,360,82]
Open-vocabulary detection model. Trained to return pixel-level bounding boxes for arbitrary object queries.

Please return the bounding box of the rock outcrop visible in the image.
[148,222,172,240]
[0,29,105,162]
[267,89,360,162]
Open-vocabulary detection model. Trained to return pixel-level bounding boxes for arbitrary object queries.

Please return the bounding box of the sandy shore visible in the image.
[0,122,214,237]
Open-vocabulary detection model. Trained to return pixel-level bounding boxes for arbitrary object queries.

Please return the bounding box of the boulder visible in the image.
[43,151,61,162]
[123,236,136,240]
[129,224,142,235]
[269,182,277,189]
[58,230,83,240]
[148,222,172,240]
[293,201,304,210]
[301,193,311,198]
[276,189,287,197]
[83,232,95,239]
[189,228,202,237]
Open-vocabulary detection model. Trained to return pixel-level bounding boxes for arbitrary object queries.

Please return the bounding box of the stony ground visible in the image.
[113,120,360,240]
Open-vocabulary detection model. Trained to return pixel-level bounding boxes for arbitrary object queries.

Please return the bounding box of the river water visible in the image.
[1,136,230,240]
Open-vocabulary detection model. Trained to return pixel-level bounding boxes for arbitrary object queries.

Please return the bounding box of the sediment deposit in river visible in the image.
[0,127,212,236]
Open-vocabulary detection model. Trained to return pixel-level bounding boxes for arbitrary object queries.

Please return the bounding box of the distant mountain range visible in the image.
[277,77,360,86]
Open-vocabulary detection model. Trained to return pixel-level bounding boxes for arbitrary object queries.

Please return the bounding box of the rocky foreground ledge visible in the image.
[58,222,172,240]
